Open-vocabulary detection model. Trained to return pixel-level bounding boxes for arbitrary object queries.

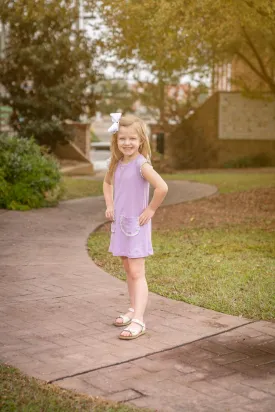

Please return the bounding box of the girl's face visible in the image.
[117,124,141,158]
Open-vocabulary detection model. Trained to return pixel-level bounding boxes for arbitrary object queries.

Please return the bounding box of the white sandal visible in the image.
[119,318,146,340]
[113,308,134,327]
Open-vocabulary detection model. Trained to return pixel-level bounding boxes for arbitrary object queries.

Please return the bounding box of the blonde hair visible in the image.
[108,114,151,180]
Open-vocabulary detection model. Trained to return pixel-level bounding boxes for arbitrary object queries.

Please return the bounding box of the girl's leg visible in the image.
[120,257,148,337]
[115,256,134,324]
[124,257,135,309]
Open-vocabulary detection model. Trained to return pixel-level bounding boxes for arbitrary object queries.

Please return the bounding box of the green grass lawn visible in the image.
[60,171,275,201]
[0,364,146,412]
[88,226,275,320]
[60,177,103,200]
[162,172,275,193]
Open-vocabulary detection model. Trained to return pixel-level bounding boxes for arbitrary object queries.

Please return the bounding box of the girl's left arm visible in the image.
[139,163,168,226]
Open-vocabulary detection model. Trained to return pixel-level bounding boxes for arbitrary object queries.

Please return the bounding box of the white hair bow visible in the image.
[107,112,122,134]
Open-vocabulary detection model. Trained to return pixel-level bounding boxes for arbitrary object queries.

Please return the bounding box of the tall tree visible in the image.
[93,0,195,129]
[95,0,275,100]
[132,81,208,124]
[96,79,136,114]
[0,0,98,148]
[153,0,275,95]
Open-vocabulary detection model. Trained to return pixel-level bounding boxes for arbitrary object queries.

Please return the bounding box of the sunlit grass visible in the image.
[161,172,275,193]
[60,177,103,200]
[88,226,275,320]
[0,364,147,412]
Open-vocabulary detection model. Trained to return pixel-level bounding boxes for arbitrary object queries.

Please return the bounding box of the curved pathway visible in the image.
[0,181,274,412]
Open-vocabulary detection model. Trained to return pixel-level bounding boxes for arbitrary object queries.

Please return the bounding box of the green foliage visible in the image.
[90,129,100,142]
[183,0,275,95]
[94,1,197,126]
[168,120,220,169]
[96,79,136,115]
[95,0,191,79]
[136,81,208,124]
[223,153,275,168]
[96,0,275,96]
[0,134,61,210]
[0,0,98,148]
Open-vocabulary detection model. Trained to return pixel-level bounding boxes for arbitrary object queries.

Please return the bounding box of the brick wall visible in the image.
[169,92,275,168]
[219,93,275,141]
[217,92,275,165]
[217,138,275,165]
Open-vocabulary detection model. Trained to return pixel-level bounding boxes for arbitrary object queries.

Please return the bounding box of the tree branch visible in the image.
[235,50,275,93]
[240,26,275,90]
[242,0,275,19]
[235,51,266,82]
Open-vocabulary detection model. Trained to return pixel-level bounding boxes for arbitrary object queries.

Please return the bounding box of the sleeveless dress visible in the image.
[108,153,154,258]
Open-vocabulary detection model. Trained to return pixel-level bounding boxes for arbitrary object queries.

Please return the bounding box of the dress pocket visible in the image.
[120,215,140,237]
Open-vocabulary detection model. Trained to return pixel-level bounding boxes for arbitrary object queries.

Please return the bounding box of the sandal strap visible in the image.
[122,326,139,336]
[122,319,145,337]
[121,327,133,335]
[131,318,145,328]
[117,314,131,323]
[115,309,134,324]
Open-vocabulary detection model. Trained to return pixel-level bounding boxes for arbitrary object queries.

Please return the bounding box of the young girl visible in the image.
[103,113,168,340]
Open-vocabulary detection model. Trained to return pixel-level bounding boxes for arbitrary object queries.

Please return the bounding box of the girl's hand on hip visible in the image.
[139,207,155,226]
[105,207,114,221]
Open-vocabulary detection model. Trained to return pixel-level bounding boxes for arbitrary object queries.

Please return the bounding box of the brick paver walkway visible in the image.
[0,181,274,412]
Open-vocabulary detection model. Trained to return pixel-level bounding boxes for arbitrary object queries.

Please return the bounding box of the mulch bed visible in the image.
[98,188,275,232]
[153,187,275,231]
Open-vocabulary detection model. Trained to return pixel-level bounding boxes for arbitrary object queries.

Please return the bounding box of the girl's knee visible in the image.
[128,269,145,281]
[126,257,145,279]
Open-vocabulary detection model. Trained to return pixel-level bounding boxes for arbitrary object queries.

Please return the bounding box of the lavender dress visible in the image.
[108,153,154,258]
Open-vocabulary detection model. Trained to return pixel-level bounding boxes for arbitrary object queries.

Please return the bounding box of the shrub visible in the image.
[223,153,274,168]
[90,129,100,143]
[151,151,174,173]
[167,121,220,169]
[0,134,62,210]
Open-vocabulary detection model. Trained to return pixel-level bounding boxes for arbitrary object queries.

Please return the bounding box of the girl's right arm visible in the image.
[103,171,114,221]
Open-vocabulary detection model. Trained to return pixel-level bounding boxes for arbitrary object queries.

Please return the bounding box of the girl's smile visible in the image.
[117,125,141,160]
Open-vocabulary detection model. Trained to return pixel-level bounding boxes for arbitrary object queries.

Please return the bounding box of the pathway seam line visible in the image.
[47,319,257,384]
